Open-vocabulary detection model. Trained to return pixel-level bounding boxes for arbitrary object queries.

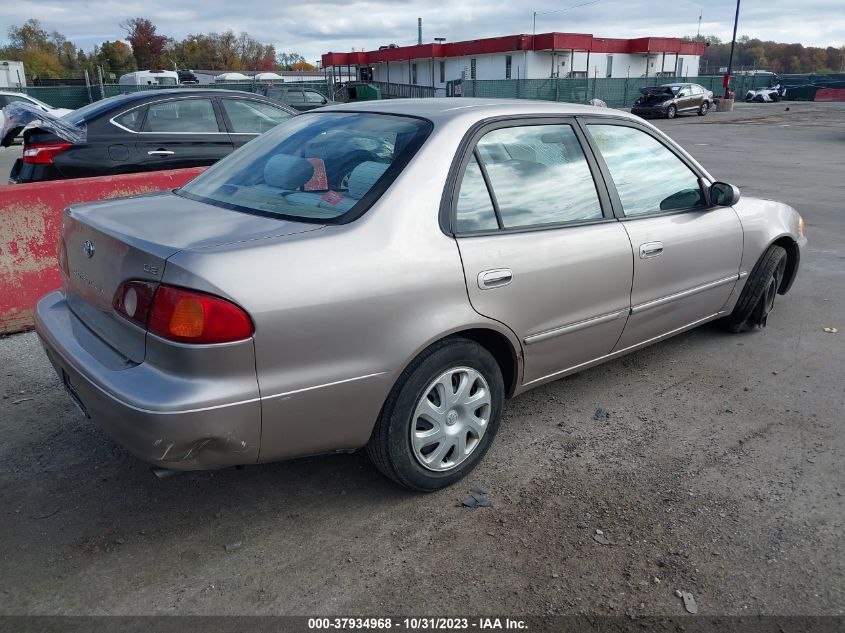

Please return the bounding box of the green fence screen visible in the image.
[454,74,775,108]
[11,73,842,110]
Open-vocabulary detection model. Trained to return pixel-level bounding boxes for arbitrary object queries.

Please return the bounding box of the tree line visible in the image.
[0,18,316,82]
[686,34,845,75]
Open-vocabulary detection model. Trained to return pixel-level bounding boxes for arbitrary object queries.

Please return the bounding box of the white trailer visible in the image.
[118,70,179,87]
[0,61,27,89]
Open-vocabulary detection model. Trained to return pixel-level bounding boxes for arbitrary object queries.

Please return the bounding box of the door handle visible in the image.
[147,149,175,156]
[478,268,513,289]
[639,241,664,259]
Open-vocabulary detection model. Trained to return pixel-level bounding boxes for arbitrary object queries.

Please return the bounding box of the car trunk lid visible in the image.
[62,190,324,363]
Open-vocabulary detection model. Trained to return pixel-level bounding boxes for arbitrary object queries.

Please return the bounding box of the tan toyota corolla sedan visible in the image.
[36,99,806,490]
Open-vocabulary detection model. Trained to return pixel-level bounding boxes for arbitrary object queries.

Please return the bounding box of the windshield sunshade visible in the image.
[177,112,432,223]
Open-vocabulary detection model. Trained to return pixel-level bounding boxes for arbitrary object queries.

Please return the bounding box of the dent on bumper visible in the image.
[35,291,261,470]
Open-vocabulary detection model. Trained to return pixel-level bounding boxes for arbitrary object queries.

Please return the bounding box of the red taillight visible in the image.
[113,282,253,344]
[113,281,157,328]
[23,142,72,164]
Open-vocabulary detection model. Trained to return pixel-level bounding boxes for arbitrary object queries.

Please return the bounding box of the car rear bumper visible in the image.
[35,291,262,470]
[9,160,62,184]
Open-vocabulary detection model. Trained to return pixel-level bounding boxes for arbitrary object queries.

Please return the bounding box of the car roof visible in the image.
[66,89,295,122]
[317,98,639,124]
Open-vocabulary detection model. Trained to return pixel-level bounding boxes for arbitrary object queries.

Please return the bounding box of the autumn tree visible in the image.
[121,18,168,70]
[96,40,137,77]
[2,19,63,79]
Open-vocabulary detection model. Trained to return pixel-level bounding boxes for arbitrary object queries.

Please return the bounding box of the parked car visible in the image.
[632,83,714,119]
[746,84,785,102]
[0,91,73,143]
[4,89,296,183]
[259,85,337,111]
[35,99,805,490]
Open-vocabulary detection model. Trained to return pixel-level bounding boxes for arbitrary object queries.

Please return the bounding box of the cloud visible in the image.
[3,0,843,63]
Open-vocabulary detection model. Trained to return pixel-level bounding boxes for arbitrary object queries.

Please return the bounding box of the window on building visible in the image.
[569,71,587,78]
[411,63,418,85]
[505,55,512,80]
[439,61,446,83]
[605,55,613,78]
[470,58,477,80]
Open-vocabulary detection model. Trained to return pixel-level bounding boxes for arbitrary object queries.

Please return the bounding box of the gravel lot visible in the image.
[0,145,22,181]
[0,102,843,617]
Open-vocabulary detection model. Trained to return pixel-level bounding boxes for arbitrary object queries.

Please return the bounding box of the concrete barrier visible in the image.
[814,88,845,102]
[0,168,205,335]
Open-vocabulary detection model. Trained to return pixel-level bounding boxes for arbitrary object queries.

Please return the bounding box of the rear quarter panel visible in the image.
[162,117,522,461]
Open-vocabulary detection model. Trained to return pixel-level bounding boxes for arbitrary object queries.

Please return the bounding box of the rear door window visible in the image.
[113,107,145,132]
[304,91,326,104]
[455,154,499,232]
[285,90,306,105]
[220,99,292,134]
[144,98,221,133]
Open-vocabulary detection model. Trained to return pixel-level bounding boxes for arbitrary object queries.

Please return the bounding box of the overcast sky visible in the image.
[4,0,844,63]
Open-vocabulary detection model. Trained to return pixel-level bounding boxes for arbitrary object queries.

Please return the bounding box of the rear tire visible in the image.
[666,105,677,119]
[698,101,710,116]
[367,338,504,491]
[721,245,788,333]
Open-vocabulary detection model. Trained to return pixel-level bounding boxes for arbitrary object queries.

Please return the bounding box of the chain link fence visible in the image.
[453,74,775,108]
[11,73,845,110]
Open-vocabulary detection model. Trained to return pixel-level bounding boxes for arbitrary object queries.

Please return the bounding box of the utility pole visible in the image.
[724,0,741,98]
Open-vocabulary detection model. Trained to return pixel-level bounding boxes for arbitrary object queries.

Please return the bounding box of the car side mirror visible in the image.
[709,181,741,206]
[678,92,686,97]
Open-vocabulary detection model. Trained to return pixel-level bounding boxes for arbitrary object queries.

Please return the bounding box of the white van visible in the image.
[118,70,179,87]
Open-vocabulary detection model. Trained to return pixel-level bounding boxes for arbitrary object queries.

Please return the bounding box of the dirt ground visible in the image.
[0,102,843,617]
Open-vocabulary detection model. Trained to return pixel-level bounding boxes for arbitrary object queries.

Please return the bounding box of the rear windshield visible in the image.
[177,112,432,223]
[64,94,133,123]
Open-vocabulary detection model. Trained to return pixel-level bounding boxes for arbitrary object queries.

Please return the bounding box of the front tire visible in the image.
[721,245,788,333]
[367,338,504,491]
[666,105,677,119]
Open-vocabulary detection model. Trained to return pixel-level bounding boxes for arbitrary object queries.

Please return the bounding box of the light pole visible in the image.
[724,0,741,98]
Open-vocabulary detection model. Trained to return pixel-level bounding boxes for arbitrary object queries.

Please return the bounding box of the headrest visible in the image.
[348,161,390,199]
[264,154,315,190]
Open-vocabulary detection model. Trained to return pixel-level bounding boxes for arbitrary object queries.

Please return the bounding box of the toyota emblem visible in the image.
[82,240,95,258]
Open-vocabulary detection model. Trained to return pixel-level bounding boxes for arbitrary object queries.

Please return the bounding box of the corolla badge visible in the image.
[82,240,95,258]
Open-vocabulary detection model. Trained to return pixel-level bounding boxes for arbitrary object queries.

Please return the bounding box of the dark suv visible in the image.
[631,83,714,119]
[259,86,337,111]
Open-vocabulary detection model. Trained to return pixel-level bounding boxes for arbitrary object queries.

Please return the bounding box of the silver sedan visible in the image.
[36,99,806,490]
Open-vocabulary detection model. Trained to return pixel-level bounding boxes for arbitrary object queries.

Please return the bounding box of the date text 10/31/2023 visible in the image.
[307,618,528,630]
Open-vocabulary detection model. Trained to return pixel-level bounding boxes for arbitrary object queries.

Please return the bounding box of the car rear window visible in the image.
[177,112,432,223]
